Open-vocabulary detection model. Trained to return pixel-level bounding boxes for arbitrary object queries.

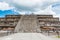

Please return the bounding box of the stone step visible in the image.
[15,15,40,33]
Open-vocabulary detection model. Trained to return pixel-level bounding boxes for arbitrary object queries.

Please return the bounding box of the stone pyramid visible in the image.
[14,15,40,33]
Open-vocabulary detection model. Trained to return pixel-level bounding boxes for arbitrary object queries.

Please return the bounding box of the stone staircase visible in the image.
[15,15,40,33]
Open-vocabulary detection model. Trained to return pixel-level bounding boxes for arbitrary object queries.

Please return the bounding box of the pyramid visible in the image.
[14,15,40,33]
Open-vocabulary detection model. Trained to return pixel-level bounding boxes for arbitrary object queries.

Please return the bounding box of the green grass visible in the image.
[55,36,60,38]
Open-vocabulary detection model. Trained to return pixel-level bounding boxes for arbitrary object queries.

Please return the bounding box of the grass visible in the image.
[55,36,60,38]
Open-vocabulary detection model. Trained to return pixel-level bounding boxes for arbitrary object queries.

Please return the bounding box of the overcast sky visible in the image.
[0,0,60,17]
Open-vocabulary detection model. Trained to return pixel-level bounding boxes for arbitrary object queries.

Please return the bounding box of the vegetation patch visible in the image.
[55,36,60,38]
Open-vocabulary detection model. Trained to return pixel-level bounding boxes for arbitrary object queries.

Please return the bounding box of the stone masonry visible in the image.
[14,15,40,33]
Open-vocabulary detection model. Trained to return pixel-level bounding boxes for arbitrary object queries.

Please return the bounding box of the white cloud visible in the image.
[0,0,59,12]
[0,0,60,17]
[34,5,60,17]
[1,0,60,10]
[0,2,14,10]
[1,0,59,11]
[13,0,59,7]
[34,5,56,15]
[10,0,60,17]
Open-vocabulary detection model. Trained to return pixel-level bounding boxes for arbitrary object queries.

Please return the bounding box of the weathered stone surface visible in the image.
[15,15,40,33]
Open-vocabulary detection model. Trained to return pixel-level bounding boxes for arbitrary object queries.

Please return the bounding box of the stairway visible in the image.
[14,15,40,33]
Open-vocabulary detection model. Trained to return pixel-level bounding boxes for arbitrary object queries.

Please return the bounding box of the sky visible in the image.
[0,0,60,17]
